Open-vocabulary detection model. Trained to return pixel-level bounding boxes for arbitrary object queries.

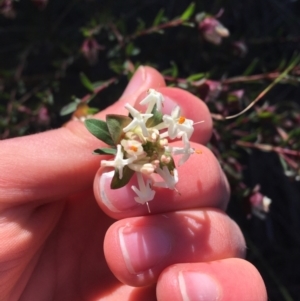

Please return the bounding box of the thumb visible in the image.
[0,66,165,205]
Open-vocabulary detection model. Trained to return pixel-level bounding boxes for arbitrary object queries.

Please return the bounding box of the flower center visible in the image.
[178,116,186,124]
[130,146,138,152]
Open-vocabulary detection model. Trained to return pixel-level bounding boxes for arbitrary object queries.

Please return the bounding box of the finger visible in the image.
[0,66,166,205]
[157,258,267,301]
[104,209,245,287]
[95,142,229,219]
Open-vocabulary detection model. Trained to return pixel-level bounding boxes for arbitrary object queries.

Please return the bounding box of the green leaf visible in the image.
[153,8,165,26]
[288,128,300,140]
[258,111,273,119]
[125,43,140,56]
[227,94,239,103]
[87,107,99,115]
[109,59,124,74]
[180,2,195,21]
[243,58,259,76]
[84,119,114,146]
[60,100,80,116]
[186,73,206,81]
[93,148,117,155]
[146,105,163,127]
[106,115,133,144]
[240,133,257,142]
[92,80,105,89]
[170,61,178,78]
[111,166,135,189]
[136,18,146,32]
[182,22,195,27]
[80,73,94,92]
[278,57,287,71]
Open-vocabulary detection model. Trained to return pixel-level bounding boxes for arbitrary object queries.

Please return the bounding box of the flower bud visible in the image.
[197,15,229,45]
[81,38,105,65]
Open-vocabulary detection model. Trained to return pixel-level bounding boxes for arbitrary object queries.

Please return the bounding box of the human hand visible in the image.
[0,66,267,301]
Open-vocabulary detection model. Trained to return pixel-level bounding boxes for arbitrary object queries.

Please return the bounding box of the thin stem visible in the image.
[128,19,183,41]
[81,77,118,103]
[236,140,300,157]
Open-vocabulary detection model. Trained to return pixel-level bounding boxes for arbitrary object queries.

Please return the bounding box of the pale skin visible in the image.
[0,66,267,301]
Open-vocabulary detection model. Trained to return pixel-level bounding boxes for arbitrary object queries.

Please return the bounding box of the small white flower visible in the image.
[128,162,155,175]
[131,172,156,204]
[123,103,153,137]
[161,106,194,139]
[177,118,194,139]
[140,89,164,113]
[121,139,144,157]
[140,163,156,175]
[101,144,136,179]
[145,128,160,142]
[159,138,168,147]
[161,154,171,164]
[172,134,195,166]
[154,166,178,190]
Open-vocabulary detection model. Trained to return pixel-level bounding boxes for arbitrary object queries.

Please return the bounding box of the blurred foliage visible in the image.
[1,0,300,300]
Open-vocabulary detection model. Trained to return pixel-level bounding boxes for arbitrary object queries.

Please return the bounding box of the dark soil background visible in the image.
[1,0,300,300]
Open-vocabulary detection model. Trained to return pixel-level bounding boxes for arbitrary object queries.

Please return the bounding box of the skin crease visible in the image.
[0,66,267,301]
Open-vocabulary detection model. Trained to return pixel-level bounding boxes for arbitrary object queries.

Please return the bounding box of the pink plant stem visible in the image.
[81,77,118,103]
[236,140,300,157]
[129,19,183,40]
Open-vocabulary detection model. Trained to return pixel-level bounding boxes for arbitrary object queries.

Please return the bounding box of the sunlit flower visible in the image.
[121,139,144,157]
[101,144,136,179]
[131,172,156,204]
[123,103,153,137]
[128,162,155,175]
[140,88,164,113]
[154,166,178,190]
[171,134,195,166]
[162,106,194,139]
[85,89,202,210]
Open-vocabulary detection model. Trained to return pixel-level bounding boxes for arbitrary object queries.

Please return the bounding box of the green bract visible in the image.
[84,119,114,146]
[110,166,135,189]
[146,104,163,127]
[106,114,132,145]
[93,148,117,155]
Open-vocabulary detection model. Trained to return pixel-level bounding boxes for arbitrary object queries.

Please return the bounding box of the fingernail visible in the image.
[178,272,221,301]
[122,66,147,97]
[119,224,171,274]
[99,171,139,212]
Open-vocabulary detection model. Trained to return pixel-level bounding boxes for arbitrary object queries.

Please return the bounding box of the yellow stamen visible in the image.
[130,146,138,152]
[195,149,202,154]
[178,116,186,124]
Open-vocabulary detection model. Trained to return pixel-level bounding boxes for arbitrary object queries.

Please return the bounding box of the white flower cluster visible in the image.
[101,89,198,206]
